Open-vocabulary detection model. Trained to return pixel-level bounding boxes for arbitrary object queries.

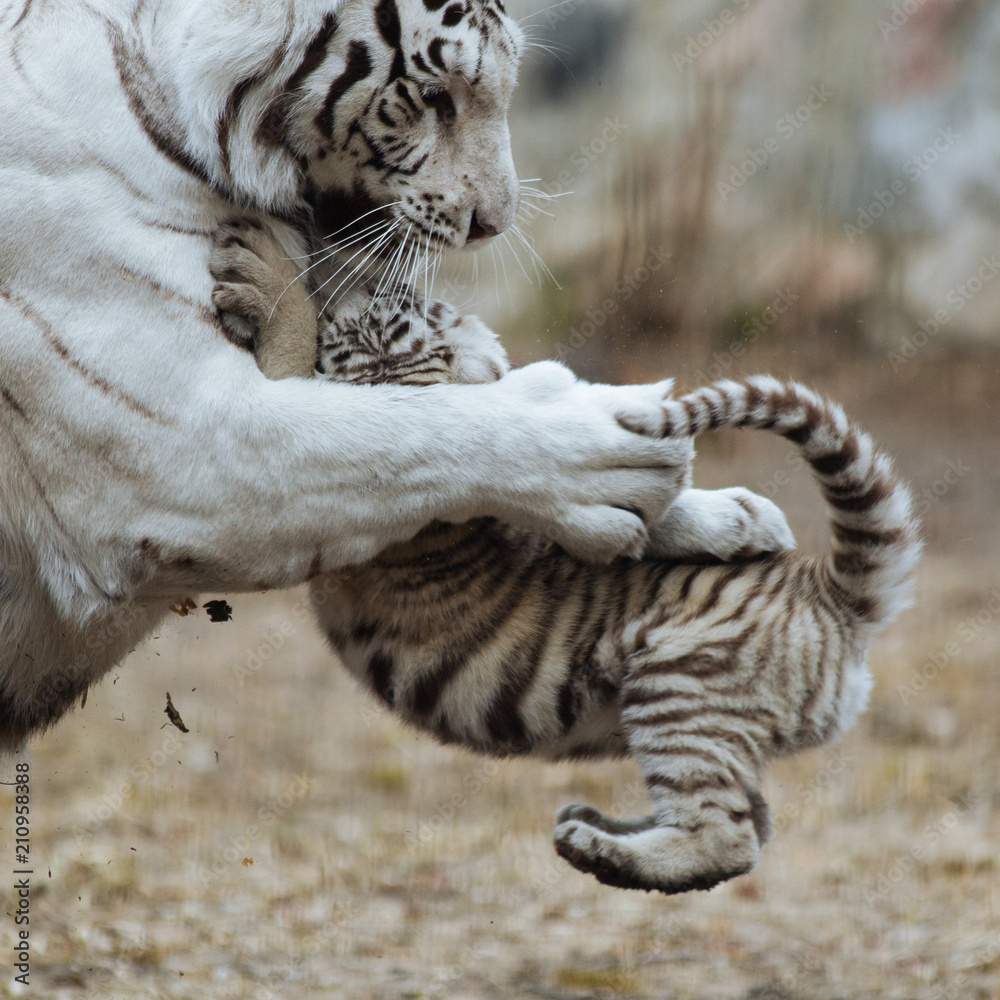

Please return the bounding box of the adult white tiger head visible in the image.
[143,0,523,249]
[302,0,524,248]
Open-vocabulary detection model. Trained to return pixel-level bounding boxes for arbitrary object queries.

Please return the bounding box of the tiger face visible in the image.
[277,0,523,250]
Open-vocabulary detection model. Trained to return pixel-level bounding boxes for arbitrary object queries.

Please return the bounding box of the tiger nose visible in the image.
[466,210,498,242]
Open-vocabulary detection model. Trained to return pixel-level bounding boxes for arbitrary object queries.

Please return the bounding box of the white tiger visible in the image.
[0,0,787,750]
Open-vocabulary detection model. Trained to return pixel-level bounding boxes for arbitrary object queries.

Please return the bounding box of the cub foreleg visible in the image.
[646,487,795,561]
[210,220,319,380]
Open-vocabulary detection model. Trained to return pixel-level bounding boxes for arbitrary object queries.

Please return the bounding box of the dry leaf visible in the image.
[164,692,189,734]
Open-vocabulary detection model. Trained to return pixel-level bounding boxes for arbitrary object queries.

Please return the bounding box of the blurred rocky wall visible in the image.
[455,0,1000,372]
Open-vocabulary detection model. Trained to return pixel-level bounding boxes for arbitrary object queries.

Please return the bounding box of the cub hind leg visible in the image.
[553,771,770,893]
[554,656,772,893]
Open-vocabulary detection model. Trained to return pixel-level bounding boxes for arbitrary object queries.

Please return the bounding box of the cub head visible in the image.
[255,0,524,251]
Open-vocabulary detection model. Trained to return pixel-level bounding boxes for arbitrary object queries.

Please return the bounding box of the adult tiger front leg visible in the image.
[0,0,696,750]
[211,220,794,563]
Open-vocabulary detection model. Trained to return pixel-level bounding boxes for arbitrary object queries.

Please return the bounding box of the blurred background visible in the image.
[4,1,999,997]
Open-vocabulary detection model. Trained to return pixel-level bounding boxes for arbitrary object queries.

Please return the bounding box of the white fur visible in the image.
[0,0,696,743]
[648,487,796,561]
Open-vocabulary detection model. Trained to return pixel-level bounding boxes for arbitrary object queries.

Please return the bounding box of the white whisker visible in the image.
[512,224,560,289]
[320,216,396,255]
[520,189,572,200]
[390,229,418,303]
[518,198,556,221]
[365,241,403,313]
[426,242,444,328]
[266,220,396,321]
[520,33,576,77]
[318,200,403,245]
[282,214,394,261]
[311,221,398,300]
[511,227,541,286]
[369,224,412,314]
[522,39,571,59]
[488,241,500,302]
[501,231,531,283]
[431,242,443,295]
[497,233,513,301]
[518,185,563,196]
[409,240,424,322]
[300,219,393,278]
[412,235,432,301]
[317,220,403,314]
[517,1,576,27]
[389,236,419,317]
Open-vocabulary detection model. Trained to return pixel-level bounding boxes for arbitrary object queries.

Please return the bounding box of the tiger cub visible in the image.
[210,225,919,895]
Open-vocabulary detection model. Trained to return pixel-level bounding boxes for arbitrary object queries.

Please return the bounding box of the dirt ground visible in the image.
[2,348,999,1000]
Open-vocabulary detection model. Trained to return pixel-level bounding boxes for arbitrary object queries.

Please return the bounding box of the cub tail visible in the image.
[662,375,921,627]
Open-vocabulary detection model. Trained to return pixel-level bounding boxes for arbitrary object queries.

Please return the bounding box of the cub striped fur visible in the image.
[211,231,919,896]
[331,379,919,893]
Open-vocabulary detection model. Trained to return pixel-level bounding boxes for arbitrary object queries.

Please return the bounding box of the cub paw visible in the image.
[209,220,299,331]
[555,802,658,836]
[443,314,509,383]
[210,220,318,378]
[554,818,643,890]
[646,487,796,562]
[714,487,796,557]
[553,816,751,895]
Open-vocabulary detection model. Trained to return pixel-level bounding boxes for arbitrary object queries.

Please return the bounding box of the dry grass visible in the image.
[1,351,998,1000]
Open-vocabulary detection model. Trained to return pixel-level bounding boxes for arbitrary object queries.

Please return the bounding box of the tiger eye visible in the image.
[420,88,456,123]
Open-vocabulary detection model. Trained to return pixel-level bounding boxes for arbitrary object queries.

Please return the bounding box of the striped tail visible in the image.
[663,375,921,626]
